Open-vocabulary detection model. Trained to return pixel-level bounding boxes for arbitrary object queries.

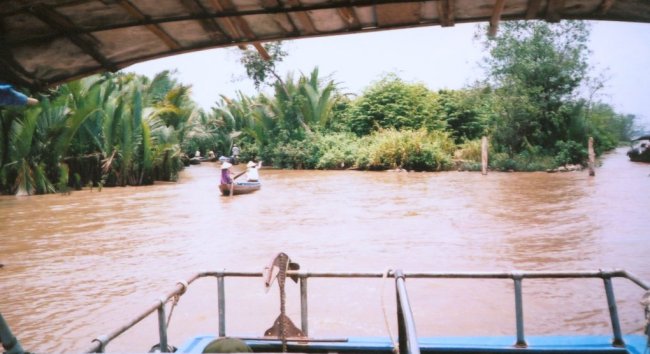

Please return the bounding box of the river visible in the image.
[1,148,649,353]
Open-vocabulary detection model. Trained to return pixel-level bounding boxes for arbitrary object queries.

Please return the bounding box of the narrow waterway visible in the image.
[1,148,648,353]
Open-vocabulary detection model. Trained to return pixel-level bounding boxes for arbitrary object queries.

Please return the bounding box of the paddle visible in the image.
[233,170,247,180]
[230,170,247,197]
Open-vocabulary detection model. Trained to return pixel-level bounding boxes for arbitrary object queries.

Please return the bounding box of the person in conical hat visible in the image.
[220,161,233,185]
[246,161,259,182]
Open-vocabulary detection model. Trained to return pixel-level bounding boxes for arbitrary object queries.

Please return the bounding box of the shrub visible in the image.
[356,129,454,171]
[270,139,319,169]
[455,139,483,162]
[490,152,517,171]
[346,75,444,136]
[554,140,587,166]
[490,151,556,171]
[313,133,360,169]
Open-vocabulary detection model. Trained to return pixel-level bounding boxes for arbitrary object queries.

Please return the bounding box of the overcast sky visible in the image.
[126,21,650,131]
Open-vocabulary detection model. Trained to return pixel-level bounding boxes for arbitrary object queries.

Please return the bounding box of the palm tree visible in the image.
[149,120,181,181]
[2,106,53,195]
[1,75,110,194]
[0,108,23,193]
[0,70,202,194]
[298,68,336,129]
[245,95,277,149]
[58,75,114,188]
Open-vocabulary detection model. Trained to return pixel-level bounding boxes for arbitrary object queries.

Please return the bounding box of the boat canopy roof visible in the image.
[2,0,650,90]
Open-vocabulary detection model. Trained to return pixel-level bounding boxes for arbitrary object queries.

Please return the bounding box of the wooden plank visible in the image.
[284,0,318,33]
[525,0,542,19]
[376,3,421,27]
[258,0,280,8]
[257,0,301,34]
[211,0,270,58]
[488,0,507,37]
[437,0,455,27]
[29,4,117,72]
[178,0,228,42]
[597,0,615,15]
[337,6,361,29]
[546,0,565,22]
[208,0,247,49]
[117,0,181,50]
[209,0,243,37]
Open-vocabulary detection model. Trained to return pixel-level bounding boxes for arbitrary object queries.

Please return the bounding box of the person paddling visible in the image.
[246,161,259,182]
[220,161,233,185]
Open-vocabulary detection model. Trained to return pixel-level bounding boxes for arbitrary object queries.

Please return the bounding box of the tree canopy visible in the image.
[481,20,591,153]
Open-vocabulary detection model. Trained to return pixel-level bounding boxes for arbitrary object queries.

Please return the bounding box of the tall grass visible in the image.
[357,129,455,171]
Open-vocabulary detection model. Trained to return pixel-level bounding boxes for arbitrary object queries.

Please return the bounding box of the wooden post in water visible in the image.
[481,136,488,175]
[588,137,595,177]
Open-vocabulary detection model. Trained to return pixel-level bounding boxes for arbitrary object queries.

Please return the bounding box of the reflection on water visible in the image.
[0,148,648,352]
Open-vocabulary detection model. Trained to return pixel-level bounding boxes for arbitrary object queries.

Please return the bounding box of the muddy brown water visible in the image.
[1,148,649,353]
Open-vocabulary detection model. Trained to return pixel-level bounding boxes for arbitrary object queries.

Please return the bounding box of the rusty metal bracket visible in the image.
[262,253,305,352]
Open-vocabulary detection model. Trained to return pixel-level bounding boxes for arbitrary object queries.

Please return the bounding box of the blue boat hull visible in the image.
[178,334,648,353]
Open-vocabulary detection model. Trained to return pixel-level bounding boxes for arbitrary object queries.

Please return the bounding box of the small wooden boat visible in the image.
[199,156,218,163]
[219,181,261,196]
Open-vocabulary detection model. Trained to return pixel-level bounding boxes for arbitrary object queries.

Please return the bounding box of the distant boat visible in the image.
[627,135,650,162]
[219,181,261,196]
[190,156,218,165]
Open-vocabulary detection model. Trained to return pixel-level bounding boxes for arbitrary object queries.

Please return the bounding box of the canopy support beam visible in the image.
[337,7,361,30]
[598,0,615,15]
[546,0,565,22]
[209,0,270,59]
[437,0,455,27]
[525,0,542,19]
[488,0,507,37]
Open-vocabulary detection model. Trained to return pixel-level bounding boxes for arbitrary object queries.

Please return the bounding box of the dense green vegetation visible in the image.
[0,72,200,195]
[0,21,639,195]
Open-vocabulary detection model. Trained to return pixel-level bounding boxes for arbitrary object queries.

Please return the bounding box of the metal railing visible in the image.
[395,270,420,354]
[86,269,649,354]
